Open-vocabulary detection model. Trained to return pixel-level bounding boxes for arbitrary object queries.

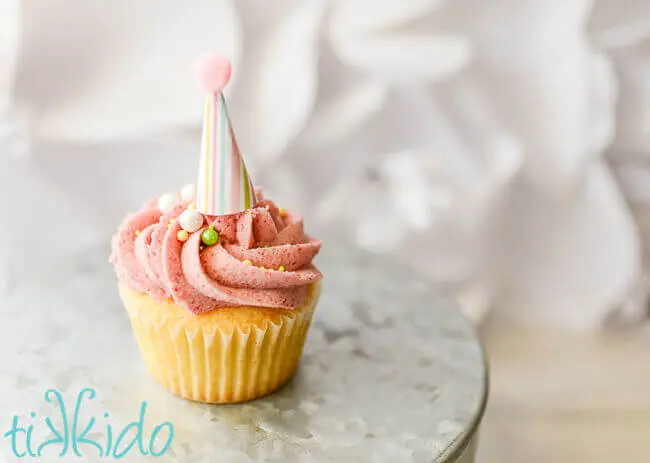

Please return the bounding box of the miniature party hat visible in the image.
[195,54,257,216]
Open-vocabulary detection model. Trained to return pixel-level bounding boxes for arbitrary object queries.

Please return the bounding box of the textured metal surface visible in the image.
[0,243,486,462]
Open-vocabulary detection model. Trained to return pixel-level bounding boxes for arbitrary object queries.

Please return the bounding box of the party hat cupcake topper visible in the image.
[195,54,257,216]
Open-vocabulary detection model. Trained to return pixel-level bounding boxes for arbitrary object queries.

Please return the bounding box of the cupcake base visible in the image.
[119,283,320,404]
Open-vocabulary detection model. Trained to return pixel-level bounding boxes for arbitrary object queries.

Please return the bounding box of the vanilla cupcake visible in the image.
[109,55,322,403]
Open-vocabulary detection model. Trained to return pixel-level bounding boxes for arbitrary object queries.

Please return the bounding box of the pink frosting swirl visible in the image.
[110,190,322,315]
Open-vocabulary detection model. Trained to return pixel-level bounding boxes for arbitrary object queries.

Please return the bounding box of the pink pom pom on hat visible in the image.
[195,54,232,93]
[194,54,257,217]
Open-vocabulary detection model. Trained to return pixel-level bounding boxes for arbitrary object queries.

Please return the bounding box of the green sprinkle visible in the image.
[201,228,219,246]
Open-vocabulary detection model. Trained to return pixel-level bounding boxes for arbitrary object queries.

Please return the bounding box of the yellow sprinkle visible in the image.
[199,245,205,252]
[176,230,189,242]
[169,219,175,225]
[243,259,252,266]
[264,244,270,248]
[260,266,266,270]
[279,265,285,272]
[135,230,140,236]
[188,203,196,210]
[279,208,287,217]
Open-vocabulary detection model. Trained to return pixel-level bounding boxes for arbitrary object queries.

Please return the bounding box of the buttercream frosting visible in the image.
[110,190,322,315]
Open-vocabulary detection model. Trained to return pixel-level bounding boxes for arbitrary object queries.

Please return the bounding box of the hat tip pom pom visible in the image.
[196,54,232,93]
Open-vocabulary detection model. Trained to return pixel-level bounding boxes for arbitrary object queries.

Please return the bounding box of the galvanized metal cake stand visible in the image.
[0,243,487,463]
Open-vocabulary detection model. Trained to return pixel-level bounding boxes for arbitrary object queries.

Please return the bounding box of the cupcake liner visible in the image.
[119,284,320,404]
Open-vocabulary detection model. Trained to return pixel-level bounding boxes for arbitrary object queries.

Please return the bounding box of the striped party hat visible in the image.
[195,55,257,216]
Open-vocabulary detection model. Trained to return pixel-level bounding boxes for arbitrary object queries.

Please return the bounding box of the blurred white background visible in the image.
[2,0,650,330]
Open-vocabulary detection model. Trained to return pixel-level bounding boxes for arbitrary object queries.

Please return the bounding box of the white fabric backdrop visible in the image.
[1,0,649,330]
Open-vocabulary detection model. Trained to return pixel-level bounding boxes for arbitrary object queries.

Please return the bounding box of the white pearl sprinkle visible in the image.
[157,193,176,214]
[179,210,204,233]
[181,184,196,202]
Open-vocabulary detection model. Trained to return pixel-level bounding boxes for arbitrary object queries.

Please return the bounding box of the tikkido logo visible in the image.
[2,388,174,459]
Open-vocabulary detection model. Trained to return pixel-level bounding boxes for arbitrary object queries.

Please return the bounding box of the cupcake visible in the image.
[110,55,322,404]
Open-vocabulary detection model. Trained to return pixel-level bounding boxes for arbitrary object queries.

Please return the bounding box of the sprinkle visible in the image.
[188,203,196,210]
[201,228,219,246]
[176,230,189,242]
[179,209,204,232]
[135,230,140,236]
[243,259,252,265]
[200,245,205,252]
[260,266,266,270]
[169,219,175,225]
[158,193,176,214]
[279,208,287,217]
[181,184,196,202]
[279,265,285,272]
[264,244,270,248]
